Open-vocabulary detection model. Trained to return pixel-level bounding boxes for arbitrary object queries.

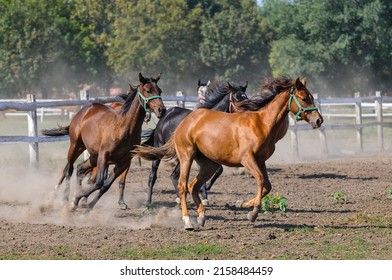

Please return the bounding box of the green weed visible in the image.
[329,191,348,203]
[262,193,288,213]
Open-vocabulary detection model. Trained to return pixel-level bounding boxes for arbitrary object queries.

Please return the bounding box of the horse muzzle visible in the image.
[308,112,324,129]
[154,106,166,118]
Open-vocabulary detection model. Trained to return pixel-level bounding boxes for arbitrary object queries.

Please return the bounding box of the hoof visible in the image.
[197,215,206,227]
[70,203,77,212]
[202,199,209,206]
[235,200,244,208]
[183,216,194,231]
[118,203,128,210]
[79,197,87,207]
[247,211,258,223]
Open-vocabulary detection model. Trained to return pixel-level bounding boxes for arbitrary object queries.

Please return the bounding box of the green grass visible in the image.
[120,243,228,260]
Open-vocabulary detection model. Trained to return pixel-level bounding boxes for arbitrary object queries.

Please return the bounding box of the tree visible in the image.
[262,0,392,96]
[107,0,205,93]
[0,0,66,97]
[199,0,272,91]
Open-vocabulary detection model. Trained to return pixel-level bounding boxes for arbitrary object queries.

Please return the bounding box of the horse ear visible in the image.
[198,80,201,87]
[207,80,211,86]
[129,84,134,92]
[227,82,235,91]
[155,73,161,82]
[295,77,303,89]
[301,77,307,86]
[241,81,248,91]
[139,73,148,84]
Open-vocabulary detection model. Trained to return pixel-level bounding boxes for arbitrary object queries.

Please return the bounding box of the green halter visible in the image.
[137,86,162,112]
[288,87,319,121]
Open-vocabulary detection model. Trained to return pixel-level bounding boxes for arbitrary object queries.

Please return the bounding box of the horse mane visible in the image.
[197,82,243,109]
[236,76,293,112]
[120,85,138,115]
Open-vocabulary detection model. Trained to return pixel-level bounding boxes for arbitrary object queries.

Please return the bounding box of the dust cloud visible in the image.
[0,162,183,230]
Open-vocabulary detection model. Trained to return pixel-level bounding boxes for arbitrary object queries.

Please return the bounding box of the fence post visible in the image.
[80,90,90,161]
[289,117,299,158]
[176,91,185,108]
[27,94,39,167]
[354,92,363,152]
[375,91,384,150]
[314,94,328,155]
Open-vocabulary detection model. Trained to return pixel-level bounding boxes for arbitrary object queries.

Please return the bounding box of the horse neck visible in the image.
[119,95,145,136]
[262,89,291,127]
[211,95,229,112]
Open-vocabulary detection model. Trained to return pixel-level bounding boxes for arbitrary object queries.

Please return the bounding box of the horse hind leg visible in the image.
[189,157,221,228]
[200,165,224,205]
[147,159,161,205]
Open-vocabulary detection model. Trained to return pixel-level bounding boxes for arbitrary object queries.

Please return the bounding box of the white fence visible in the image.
[1,91,391,166]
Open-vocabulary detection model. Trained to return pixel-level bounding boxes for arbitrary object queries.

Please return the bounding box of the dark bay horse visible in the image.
[132,77,323,230]
[142,81,249,205]
[42,73,166,210]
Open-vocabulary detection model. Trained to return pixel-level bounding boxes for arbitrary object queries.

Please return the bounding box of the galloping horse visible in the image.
[132,77,323,230]
[142,81,249,205]
[42,73,166,210]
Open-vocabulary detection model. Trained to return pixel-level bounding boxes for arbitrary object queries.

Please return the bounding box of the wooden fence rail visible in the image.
[1,91,391,166]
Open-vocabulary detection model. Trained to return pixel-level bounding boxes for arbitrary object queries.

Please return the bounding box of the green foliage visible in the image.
[262,193,288,213]
[199,0,271,85]
[1,0,391,98]
[329,191,348,203]
[107,0,206,90]
[263,0,392,95]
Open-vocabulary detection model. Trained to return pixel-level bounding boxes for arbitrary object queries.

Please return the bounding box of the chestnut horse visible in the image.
[142,80,249,205]
[132,77,323,230]
[42,73,166,210]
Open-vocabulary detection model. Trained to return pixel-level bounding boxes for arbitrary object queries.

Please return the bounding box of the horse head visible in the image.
[288,77,323,128]
[197,80,211,104]
[227,81,249,112]
[138,73,166,119]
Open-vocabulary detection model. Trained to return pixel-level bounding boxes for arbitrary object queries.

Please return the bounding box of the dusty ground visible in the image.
[0,154,391,260]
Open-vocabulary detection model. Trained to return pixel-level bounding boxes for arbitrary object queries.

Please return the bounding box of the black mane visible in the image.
[120,86,138,115]
[197,82,245,109]
[236,76,293,111]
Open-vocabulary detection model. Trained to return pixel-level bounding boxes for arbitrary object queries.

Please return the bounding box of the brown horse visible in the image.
[42,73,166,210]
[132,77,323,230]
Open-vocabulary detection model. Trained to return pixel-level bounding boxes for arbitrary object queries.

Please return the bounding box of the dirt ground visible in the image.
[0,154,391,260]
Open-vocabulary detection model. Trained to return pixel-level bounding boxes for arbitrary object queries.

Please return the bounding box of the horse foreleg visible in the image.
[117,163,130,210]
[147,159,161,205]
[240,159,271,223]
[87,163,127,210]
[170,161,180,203]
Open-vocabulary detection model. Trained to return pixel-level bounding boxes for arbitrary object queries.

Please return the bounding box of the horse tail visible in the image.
[132,135,176,161]
[41,125,70,136]
[141,128,155,146]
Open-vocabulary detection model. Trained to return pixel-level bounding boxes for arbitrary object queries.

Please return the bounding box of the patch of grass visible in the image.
[387,188,392,198]
[347,214,392,227]
[286,225,315,233]
[329,191,348,203]
[121,243,228,260]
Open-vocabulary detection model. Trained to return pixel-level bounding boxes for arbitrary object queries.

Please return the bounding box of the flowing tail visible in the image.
[132,135,176,161]
[41,125,70,136]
